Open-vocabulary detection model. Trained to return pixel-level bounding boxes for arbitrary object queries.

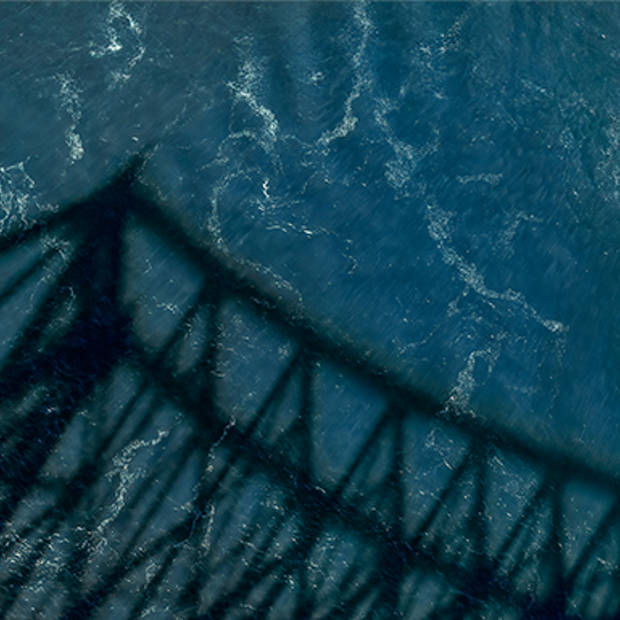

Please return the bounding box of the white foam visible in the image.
[438,7,472,55]
[96,428,170,538]
[449,338,503,408]
[89,1,145,86]
[375,97,439,194]
[227,56,280,152]
[66,131,84,162]
[318,3,373,148]
[596,109,620,202]
[426,201,567,335]
[201,503,216,553]
[0,160,36,231]
[497,210,543,258]
[456,173,503,186]
[205,168,250,247]
[55,73,84,162]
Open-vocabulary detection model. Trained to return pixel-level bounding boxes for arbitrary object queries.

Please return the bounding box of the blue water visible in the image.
[0,2,619,458]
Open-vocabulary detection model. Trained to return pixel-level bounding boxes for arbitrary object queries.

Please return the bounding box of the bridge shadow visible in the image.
[0,160,618,619]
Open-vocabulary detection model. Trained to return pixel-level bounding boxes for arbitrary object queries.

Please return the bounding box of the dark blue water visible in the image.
[1,1,618,457]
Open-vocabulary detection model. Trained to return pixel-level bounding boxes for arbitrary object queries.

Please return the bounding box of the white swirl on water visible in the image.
[204,167,251,247]
[456,173,503,186]
[497,210,542,258]
[208,40,281,239]
[596,109,620,203]
[449,335,504,408]
[425,200,566,335]
[56,73,84,162]
[202,37,306,306]
[317,2,373,148]
[89,1,145,86]
[374,96,440,193]
[366,13,566,340]
[227,50,279,153]
[0,161,36,231]
[96,428,170,540]
[436,6,472,55]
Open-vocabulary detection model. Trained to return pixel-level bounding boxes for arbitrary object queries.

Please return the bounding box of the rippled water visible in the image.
[0,2,619,456]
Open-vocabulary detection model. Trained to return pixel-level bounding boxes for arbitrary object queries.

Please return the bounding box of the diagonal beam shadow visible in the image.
[127,337,536,614]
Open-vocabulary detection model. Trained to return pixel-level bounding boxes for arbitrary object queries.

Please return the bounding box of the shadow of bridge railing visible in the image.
[0,159,618,619]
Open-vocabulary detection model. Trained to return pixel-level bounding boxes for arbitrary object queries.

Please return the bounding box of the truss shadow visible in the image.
[0,160,618,619]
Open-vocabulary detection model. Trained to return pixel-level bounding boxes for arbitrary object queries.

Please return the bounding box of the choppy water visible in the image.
[1,2,619,456]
